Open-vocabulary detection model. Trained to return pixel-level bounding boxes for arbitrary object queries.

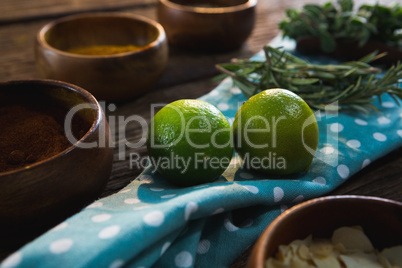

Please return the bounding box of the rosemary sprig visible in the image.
[216,46,402,113]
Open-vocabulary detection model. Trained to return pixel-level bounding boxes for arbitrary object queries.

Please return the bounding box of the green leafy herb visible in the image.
[279,0,402,52]
[216,46,402,113]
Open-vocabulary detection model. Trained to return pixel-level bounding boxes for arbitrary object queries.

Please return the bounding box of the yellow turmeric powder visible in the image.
[67,44,144,55]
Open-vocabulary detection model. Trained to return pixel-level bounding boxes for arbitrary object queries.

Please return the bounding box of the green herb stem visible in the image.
[216,46,402,113]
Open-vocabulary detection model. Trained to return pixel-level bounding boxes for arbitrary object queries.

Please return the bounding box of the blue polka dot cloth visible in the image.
[2,36,402,268]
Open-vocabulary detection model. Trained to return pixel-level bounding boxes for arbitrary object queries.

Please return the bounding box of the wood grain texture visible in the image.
[0,0,155,23]
[0,0,401,266]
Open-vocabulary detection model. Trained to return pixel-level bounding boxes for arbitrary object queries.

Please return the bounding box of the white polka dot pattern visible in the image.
[175,251,193,268]
[313,177,326,185]
[321,146,335,154]
[273,187,284,202]
[51,222,68,231]
[354,118,368,126]
[224,219,239,232]
[49,239,74,254]
[92,214,111,223]
[98,226,120,239]
[382,101,395,108]
[86,202,103,209]
[373,132,387,142]
[1,252,22,268]
[242,185,259,194]
[362,159,371,169]
[346,140,361,149]
[217,103,229,111]
[185,202,198,221]
[161,242,171,256]
[197,240,210,254]
[212,208,224,215]
[109,260,124,268]
[330,123,343,133]
[292,195,304,203]
[337,165,350,179]
[378,116,391,124]
[143,211,165,227]
[124,198,140,204]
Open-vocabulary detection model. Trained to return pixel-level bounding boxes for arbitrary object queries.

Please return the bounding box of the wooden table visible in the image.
[1,0,401,266]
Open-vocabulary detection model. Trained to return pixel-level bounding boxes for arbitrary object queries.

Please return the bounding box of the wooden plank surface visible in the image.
[0,0,401,266]
[0,0,155,23]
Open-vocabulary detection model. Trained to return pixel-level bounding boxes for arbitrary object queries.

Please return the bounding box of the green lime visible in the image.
[233,88,319,176]
[147,99,233,186]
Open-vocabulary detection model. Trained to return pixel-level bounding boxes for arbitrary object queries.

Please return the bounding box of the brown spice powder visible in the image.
[0,105,73,173]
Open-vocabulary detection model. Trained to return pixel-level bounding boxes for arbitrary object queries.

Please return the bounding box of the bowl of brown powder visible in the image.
[0,79,113,248]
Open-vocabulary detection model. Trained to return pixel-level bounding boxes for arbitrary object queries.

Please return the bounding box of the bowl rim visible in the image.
[37,12,166,58]
[159,0,257,14]
[249,195,402,268]
[0,79,103,177]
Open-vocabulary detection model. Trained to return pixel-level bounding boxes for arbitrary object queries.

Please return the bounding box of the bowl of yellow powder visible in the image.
[35,12,168,102]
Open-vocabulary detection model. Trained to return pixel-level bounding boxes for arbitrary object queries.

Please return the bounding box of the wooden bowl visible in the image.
[157,0,256,52]
[0,79,113,246]
[296,37,402,65]
[247,195,402,268]
[35,12,168,102]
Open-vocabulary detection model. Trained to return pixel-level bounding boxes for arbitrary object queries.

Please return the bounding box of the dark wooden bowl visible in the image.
[247,195,402,268]
[296,36,402,65]
[35,12,168,102]
[0,80,114,247]
[157,0,256,52]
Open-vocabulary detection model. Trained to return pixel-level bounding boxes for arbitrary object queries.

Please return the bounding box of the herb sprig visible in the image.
[216,46,402,113]
[279,0,402,52]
